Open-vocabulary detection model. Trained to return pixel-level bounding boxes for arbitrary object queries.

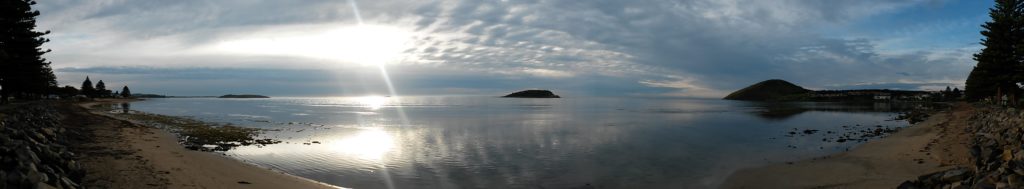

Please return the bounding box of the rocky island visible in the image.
[218,94,270,98]
[502,90,561,98]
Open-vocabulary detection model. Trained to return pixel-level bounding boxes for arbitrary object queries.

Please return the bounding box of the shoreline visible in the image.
[75,99,338,189]
[722,103,973,188]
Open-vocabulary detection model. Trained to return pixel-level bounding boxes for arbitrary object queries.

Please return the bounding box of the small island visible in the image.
[218,94,270,98]
[723,79,810,101]
[502,90,561,98]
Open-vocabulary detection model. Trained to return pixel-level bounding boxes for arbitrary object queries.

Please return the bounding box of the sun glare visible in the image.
[357,95,388,110]
[213,25,412,66]
[330,128,395,160]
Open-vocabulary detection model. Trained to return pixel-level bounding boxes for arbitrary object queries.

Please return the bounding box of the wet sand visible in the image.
[71,99,337,189]
[722,103,974,189]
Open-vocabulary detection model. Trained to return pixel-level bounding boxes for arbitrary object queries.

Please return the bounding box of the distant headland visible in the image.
[218,94,270,98]
[503,90,561,98]
[723,79,811,101]
[724,79,958,102]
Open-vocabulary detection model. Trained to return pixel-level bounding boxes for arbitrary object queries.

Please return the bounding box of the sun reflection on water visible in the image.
[357,96,388,110]
[330,128,394,160]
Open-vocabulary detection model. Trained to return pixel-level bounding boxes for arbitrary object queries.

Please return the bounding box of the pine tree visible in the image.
[0,0,56,103]
[81,76,94,97]
[121,86,131,98]
[966,0,1024,101]
[95,80,106,98]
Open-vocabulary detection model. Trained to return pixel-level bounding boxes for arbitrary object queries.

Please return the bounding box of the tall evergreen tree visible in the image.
[81,76,94,97]
[121,86,131,98]
[0,0,56,103]
[966,0,1024,101]
[95,80,106,97]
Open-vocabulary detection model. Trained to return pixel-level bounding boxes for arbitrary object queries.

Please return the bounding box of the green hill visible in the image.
[723,79,811,101]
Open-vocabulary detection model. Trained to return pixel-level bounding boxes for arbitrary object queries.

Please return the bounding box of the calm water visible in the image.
[128,96,912,188]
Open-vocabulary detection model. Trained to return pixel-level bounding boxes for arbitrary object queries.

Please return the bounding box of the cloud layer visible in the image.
[35,0,988,97]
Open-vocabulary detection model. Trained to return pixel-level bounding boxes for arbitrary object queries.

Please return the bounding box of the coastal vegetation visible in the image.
[0,1,129,102]
[89,103,280,151]
[0,0,56,104]
[75,76,127,98]
[965,0,1024,103]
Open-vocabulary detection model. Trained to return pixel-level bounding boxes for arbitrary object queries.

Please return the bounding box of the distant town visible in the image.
[808,88,961,102]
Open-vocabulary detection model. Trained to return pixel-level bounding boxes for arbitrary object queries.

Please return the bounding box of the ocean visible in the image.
[126,96,913,188]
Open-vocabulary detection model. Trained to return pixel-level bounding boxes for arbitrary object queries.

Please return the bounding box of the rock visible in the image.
[937,168,966,182]
[17,146,41,164]
[30,131,47,142]
[39,128,54,138]
[1003,149,1013,161]
[34,182,57,189]
[0,104,86,189]
[25,169,43,183]
[974,179,996,189]
[1007,174,1022,186]
[897,181,919,189]
[994,182,1007,189]
[59,176,78,189]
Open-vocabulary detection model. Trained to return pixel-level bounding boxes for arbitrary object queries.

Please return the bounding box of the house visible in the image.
[873,93,891,100]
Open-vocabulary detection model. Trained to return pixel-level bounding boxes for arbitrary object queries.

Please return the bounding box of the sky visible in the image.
[34,0,993,97]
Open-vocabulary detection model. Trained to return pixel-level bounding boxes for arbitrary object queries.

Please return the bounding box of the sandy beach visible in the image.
[70,99,337,189]
[722,103,975,189]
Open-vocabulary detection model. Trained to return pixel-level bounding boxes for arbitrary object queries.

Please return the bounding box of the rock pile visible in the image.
[1,104,85,189]
[899,106,1024,189]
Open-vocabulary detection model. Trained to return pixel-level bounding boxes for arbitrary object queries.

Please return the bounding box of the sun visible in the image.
[212,24,413,66]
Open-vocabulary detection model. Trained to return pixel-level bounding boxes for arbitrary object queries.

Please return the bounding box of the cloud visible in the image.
[33,0,987,97]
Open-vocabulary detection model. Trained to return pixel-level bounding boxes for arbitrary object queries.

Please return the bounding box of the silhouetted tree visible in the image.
[121,86,131,98]
[81,76,94,97]
[95,80,107,98]
[0,0,56,103]
[55,85,77,98]
[966,0,1024,101]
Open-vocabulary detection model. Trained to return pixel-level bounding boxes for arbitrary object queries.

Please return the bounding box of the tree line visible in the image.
[965,0,1024,102]
[0,0,55,104]
[1,0,133,103]
[66,76,131,99]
